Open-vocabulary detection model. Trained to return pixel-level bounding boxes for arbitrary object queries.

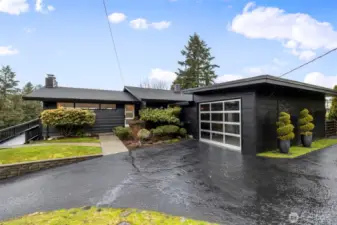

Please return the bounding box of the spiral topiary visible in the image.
[276,112,295,141]
[299,108,315,136]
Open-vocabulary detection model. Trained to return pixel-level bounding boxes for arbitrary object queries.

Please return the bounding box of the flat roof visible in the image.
[23,87,138,102]
[183,75,337,96]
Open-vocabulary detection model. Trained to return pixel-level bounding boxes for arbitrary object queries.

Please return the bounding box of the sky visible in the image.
[1,0,337,90]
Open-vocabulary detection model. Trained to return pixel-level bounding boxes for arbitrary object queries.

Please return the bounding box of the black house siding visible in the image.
[41,101,125,137]
[180,102,198,138]
[193,90,257,155]
[255,85,326,152]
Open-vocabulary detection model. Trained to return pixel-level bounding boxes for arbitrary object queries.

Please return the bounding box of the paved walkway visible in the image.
[99,133,128,155]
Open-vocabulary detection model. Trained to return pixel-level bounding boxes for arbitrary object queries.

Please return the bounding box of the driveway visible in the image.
[1,140,337,224]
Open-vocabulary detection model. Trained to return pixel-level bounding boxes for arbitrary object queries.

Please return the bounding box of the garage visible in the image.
[199,99,241,151]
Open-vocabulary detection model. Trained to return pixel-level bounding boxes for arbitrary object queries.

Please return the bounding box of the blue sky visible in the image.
[1,0,337,90]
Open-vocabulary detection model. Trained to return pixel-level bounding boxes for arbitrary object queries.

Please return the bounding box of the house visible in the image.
[24,74,337,155]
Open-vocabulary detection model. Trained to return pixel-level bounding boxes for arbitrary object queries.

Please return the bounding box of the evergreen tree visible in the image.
[21,82,42,121]
[0,65,19,109]
[172,33,219,89]
[328,85,337,120]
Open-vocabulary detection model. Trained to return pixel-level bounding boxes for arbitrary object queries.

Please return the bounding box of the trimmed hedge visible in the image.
[276,112,295,141]
[114,126,132,140]
[299,108,315,136]
[139,107,181,125]
[40,108,95,137]
[151,125,180,137]
[179,128,187,137]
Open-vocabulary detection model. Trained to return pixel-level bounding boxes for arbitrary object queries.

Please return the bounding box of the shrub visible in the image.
[162,125,180,135]
[299,108,315,136]
[137,129,151,141]
[151,127,164,137]
[139,107,181,125]
[114,126,132,140]
[40,108,95,137]
[276,112,295,141]
[329,85,337,120]
[179,128,187,137]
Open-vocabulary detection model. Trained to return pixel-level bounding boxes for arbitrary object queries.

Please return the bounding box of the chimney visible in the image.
[45,74,57,88]
[173,84,181,93]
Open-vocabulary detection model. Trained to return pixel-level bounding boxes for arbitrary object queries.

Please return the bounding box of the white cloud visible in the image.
[149,68,177,83]
[24,27,35,33]
[130,18,149,30]
[0,46,19,56]
[304,72,337,88]
[295,50,316,61]
[47,5,54,11]
[0,0,29,15]
[108,12,126,24]
[130,18,171,30]
[230,2,337,60]
[151,21,171,30]
[273,58,287,66]
[35,0,54,13]
[215,74,244,83]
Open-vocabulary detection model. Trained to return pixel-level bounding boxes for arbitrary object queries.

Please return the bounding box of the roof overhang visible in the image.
[183,75,337,96]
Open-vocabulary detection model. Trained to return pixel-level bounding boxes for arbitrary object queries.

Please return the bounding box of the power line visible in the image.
[102,0,125,85]
[279,47,337,78]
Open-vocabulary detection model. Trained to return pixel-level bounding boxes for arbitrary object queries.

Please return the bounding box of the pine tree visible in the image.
[21,82,42,121]
[328,85,337,120]
[172,33,219,89]
[0,65,19,110]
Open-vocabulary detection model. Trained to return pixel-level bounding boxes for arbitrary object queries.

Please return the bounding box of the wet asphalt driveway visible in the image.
[1,140,337,224]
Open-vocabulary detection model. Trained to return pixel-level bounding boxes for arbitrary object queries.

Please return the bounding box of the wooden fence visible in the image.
[326,120,337,137]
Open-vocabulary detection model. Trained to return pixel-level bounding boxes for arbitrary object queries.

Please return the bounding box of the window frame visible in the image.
[199,99,241,151]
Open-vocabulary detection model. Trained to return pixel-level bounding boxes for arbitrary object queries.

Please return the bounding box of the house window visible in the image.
[75,103,99,110]
[101,104,117,110]
[57,102,74,108]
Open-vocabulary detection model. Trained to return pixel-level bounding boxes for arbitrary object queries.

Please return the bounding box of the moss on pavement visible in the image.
[0,145,102,165]
[257,138,337,158]
[1,207,217,225]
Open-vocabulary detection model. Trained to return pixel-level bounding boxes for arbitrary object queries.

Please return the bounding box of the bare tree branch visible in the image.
[139,79,169,90]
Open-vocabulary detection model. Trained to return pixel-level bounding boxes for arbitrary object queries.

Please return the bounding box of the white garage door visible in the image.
[199,99,241,151]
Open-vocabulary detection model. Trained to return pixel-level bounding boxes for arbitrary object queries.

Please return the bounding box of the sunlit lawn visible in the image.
[0,145,102,165]
[257,138,337,159]
[1,207,217,225]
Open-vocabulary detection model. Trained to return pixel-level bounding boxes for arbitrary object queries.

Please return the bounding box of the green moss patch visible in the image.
[0,145,102,165]
[257,138,337,158]
[1,207,217,225]
[35,137,100,143]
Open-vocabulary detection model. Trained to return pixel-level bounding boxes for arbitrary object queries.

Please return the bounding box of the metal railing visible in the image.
[0,119,41,144]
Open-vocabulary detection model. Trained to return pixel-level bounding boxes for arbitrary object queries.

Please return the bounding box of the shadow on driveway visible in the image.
[1,140,337,224]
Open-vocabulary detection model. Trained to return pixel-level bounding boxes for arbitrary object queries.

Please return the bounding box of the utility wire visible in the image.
[102,0,125,85]
[279,47,337,78]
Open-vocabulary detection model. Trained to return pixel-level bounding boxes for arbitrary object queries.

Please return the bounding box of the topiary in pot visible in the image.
[299,108,315,147]
[276,112,295,154]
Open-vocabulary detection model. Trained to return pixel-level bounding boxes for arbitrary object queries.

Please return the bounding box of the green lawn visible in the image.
[257,138,337,159]
[37,137,100,143]
[0,145,102,165]
[1,207,216,225]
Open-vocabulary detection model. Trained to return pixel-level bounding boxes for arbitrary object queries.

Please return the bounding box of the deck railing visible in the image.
[326,120,337,137]
[0,119,41,144]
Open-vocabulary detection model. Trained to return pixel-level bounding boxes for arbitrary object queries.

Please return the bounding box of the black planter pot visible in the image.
[279,140,290,154]
[301,135,312,147]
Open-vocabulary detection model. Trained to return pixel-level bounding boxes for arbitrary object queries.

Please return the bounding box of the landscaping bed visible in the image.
[1,207,216,225]
[0,145,102,165]
[257,138,337,158]
[123,138,183,150]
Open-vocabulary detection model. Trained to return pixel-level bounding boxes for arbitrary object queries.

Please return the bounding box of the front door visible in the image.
[125,104,135,127]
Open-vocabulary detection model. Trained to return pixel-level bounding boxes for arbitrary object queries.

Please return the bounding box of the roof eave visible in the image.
[22,96,139,103]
